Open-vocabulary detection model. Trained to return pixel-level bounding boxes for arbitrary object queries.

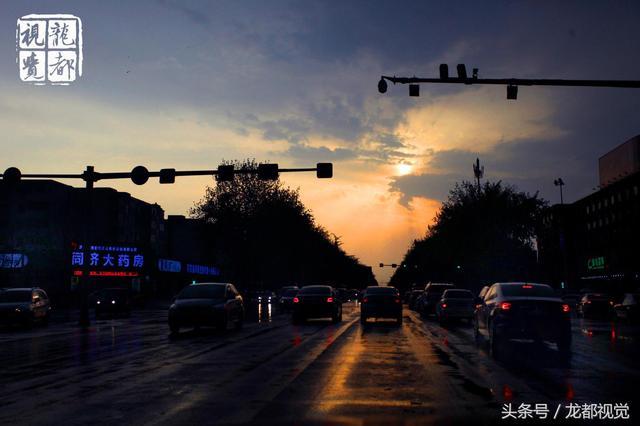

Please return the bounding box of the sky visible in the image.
[2,0,640,284]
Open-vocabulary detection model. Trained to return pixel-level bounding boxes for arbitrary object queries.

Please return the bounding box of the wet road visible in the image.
[0,303,638,425]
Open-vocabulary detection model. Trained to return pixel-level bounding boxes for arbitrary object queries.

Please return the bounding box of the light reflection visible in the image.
[257,303,273,323]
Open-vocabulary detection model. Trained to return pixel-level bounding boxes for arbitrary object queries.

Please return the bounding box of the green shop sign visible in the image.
[587,256,605,271]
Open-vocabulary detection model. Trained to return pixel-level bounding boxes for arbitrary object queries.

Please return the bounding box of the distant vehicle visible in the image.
[250,290,276,305]
[0,287,51,327]
[168,283,244,334]
[347,289,360,302]
[436,289,474,324]
[278,287,300,312]
[474,282,572,360]
[94,288,131,318]
[419,283,455,316]
[292,285,342,324]
[360,286,402,325]
[561,293,581,312]
[577,293,613,319]
[613,293,640,322]
[408,290,424,311]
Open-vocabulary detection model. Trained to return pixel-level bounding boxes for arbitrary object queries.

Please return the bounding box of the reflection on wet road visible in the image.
[0,304,638,425]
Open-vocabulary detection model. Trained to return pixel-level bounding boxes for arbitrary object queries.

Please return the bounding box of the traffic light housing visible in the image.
[409,84,419,97]
[316,163,333,179]
[130,165,149,185]
[217,165,235,182]
[159,168,175,184]
[2,167,21,184]
[258,163,279,180]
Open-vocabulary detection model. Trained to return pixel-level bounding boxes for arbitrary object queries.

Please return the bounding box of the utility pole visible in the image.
[473,158,484,189]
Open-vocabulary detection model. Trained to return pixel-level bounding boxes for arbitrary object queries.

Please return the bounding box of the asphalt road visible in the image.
[0,303,638,425]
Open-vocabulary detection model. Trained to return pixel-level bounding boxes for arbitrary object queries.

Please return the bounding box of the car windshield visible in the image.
[443,290,472,299]
[365,287,398,295]
[427,286,453,295]
[282,289,298,297]
[298,286,331,295]
[177,284,226,300]
[0,290,31,303]
[501,284,555,297]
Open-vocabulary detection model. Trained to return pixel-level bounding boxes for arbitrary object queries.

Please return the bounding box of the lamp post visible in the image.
[473,158,484,189]
[554,178,565,205]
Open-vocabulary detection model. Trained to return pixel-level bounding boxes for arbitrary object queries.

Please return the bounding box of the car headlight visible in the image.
[14,307,21,313]
[96,300,101,305]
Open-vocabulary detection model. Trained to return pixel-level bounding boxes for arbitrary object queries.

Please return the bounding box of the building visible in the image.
[538,136,640,294]
[0,180,166,304]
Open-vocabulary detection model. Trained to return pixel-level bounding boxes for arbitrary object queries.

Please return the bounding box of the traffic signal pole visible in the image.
[1,162,333,327]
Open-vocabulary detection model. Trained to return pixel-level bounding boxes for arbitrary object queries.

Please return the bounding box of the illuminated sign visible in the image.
[158,259,181,273]
[0,253,28,268]
[71,245,144,269]
[587,256,605,271]
[186,264,220,276]
[72,270,140,277]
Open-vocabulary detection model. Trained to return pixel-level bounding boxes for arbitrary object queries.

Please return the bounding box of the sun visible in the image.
[396,163,413,176]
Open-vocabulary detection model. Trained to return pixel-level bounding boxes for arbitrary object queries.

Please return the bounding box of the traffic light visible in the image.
[2,167,21,184]
[258,163,279,180]
[439,64,449,80]
[377,78,388,93]
[217,165,234,182]
[379,263,384,268]
[391,263,398,268]
[507,84,518,100]
[130,165,149,185]
[316,163,333,179]
[409,84,419,97]
[456,64,468,79]
[159,168,175,184]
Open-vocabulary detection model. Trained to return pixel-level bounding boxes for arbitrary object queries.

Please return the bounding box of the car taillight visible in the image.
[293,297,299,303]
[500,302,512,311]
[327,297,334,303]
[562,304,571,313]
[363,297,368,303]
[522,284,533,289]
[441,303,447,309]
[585,301,591,304]
[395,298,401,304]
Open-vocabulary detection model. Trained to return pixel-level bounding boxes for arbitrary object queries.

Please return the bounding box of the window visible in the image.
[485,286,497,301]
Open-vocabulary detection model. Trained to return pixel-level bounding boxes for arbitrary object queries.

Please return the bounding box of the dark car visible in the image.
[561,293,581,313]
[419,283,455,316]
[94,288,131,318]
[408,289,424,311]
[250,290,276,305]
[168,282,244,334]
[0,287,51,327]
[436,289,474,324]
[278,287,300,312]
[614,293,640,322]
[577,293,613,319]
[474,282,572,360]
[292,285,342,324]
[360,286,402,325]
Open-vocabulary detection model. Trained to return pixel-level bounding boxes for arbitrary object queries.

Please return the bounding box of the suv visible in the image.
[0,287,51,327]
[474,282,572,360]
[419,283,455,316]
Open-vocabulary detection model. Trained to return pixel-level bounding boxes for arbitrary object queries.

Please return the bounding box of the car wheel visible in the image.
[489,321,505,360]
[557,333,572,362]
[218,314,228,331]
[235,312,244,329]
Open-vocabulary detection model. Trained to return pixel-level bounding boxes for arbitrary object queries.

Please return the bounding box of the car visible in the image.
[561,293,581,312]
[278,287,300,312]
[436,289,474,324]
[613,293,640,322]
[360,286,402,325]
[168,282,244,334]
[419,282,455,316]
[408,289,424,311]
[0,287,51,327]
[292,285,342,324]
[250,290,276,305]
[474,282,572,360]
[577,293,613,319]
[94,288,131,318]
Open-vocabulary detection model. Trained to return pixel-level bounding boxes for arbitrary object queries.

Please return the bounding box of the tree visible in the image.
[390,180,547,293]
[190,159,376,289]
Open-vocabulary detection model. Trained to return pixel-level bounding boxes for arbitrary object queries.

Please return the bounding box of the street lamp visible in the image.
[554,178,565,204]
